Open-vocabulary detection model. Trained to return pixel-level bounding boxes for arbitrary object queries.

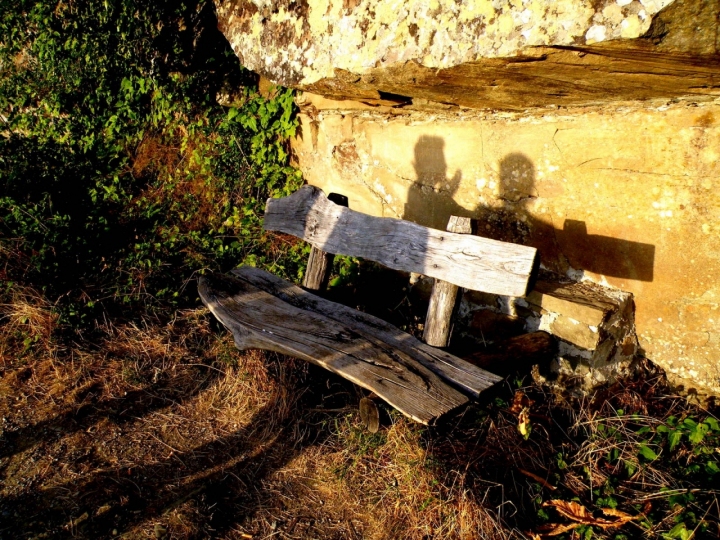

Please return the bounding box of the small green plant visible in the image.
[657,416,720,451]
[328,255,360,289]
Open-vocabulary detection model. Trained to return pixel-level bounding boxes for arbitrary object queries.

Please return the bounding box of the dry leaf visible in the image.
[518,468,556,490]
[600,507,636,524]
[510,390,534,414]
[544,500,598,524]
[543,500,638,529]
[642,501,653,516]
[511,391,534,439]
[535,522,581,536]
[518,407,531,439]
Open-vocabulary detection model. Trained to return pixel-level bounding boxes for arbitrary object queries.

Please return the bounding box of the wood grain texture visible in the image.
[302,192,348,291]
[423,216,472,347]
[198,267,502,424]
[303,246,333,290]
[264,185,538,297]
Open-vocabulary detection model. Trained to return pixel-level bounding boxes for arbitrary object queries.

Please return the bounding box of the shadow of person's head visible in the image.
[405,135,467,229]
[412,135,462,192]
[498,153,536,204]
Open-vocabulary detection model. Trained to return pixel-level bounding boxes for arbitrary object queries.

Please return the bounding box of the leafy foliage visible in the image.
[538,396,720,539]
[0,0,304,324]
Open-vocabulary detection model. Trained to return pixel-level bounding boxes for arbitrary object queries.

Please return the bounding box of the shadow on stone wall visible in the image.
[403,135,472,228]
[403,139,655,282]
[557,220,655,282]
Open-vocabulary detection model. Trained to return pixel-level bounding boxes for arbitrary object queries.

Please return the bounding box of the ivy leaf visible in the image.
[638,445,658,461]
[688,424,707,445]
[668,430,682,452]
[665,522,690,540]
[705,461,720,475]
[704,416,720,432]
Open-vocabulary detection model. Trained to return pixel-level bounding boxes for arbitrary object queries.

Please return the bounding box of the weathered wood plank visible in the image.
[199,267,502,424]
[423,216,472,347]
[264,185,538,297]
[231,266,501,397]
[199,271,464,424]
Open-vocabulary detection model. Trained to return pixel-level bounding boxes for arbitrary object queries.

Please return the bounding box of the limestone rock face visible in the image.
[216,0,720,110]
[291,99,720,396]
[216,0,671,82]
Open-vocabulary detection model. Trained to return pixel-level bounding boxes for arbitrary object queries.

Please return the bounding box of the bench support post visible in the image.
[303,247,334,291]
[302,193,348,291]
[423,216,472,347]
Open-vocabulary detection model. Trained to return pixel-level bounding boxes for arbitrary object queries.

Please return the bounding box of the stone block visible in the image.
[526,281,615,327]
[525,273,636,369]
[548,314,601,351]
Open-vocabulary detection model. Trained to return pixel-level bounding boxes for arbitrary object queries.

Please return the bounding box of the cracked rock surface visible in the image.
[215,0,720,110]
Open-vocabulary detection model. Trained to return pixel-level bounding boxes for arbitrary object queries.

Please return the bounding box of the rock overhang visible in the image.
[216,0,674,85]
[214,0,720,110]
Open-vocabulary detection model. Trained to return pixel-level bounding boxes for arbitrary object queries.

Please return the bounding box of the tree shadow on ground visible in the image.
[0,354,356,539]
[0,369,218,465]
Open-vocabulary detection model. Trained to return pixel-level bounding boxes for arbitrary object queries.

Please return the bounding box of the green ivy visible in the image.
[0,0,304,324]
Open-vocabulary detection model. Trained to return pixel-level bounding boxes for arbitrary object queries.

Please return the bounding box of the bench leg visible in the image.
[423,216,473,347]
[303,245,334,291]
[423,280,462,346]
[302,192,349,291]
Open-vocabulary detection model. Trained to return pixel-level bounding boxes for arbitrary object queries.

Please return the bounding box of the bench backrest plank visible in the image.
[199,267,501,424]
[264,186,538,297]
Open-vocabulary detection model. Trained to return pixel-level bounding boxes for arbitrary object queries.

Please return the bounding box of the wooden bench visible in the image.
[199,186,539,425]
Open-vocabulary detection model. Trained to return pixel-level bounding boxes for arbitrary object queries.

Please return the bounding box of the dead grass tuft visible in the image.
[0,283,59,365]
[317,414,515,540]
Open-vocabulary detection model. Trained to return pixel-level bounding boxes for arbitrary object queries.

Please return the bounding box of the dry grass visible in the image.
[313,416,514,540]
[1,286,719,539]
[0,283,58,360]
[1,286,356,538]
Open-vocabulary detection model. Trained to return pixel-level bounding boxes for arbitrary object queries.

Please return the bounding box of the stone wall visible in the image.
[291,97,720,396]
[215,0,720,109]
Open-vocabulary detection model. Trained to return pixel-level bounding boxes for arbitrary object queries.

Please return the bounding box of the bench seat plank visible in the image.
[199,267,502,424]
[264,185,538,297]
